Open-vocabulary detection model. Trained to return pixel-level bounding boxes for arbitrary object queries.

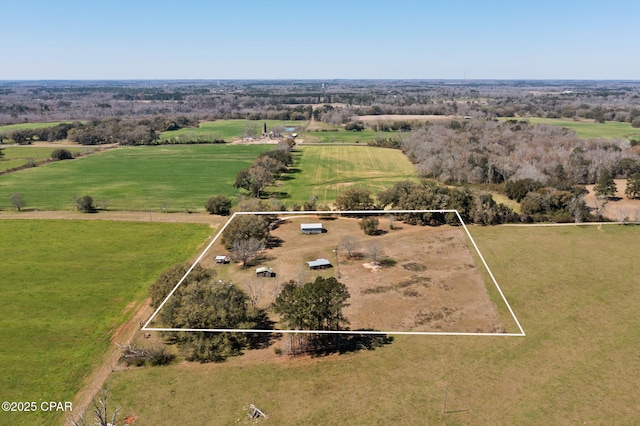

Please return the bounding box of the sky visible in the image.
[1,0,638,80]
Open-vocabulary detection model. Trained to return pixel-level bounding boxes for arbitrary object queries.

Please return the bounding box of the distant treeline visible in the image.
[2,80,639,127]
[0,116,198,145]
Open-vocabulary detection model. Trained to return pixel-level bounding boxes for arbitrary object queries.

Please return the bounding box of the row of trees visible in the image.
[0,116,198,145]
[233,144,293,197]
[333,182,518,225]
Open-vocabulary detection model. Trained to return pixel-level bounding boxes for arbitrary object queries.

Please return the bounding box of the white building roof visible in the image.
[300,223,323,230]
[256,267,273,274]
[306,258,331,268]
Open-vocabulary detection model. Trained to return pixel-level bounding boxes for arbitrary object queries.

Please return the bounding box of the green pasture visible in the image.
[0,146,85,172]
[0,122,72,132]
[0,220,211,426]
[106,224,640,424]
[502,117,640,140]
[0,144,271,211]
[276,145,417,206]
[160,120,308,141]
[160,118,390,144]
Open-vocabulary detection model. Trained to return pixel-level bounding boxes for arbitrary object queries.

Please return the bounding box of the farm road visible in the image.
[0,210,225,227]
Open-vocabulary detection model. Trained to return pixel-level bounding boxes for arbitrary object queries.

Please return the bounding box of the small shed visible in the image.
[306,258,332,270]
[215,255,230,264]
[300,223,324,234]
[256,267,276,278]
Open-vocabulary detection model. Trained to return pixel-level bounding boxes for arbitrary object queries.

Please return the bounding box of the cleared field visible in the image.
[300,129,381,144]
[0,144,271,211]
[502,117,640,140]
[0,121,73,132]
[0,220,211,426]
[276,145,417,206]
[0,146,85,172]
[105,224,640,424]
[160,120,307,141]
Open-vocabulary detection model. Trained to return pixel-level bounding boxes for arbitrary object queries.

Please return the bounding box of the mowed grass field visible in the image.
[0,220,211,426]
[0,146,85,172]
[106,225,640,424]
[502,117,640,140]
[277,145,417,206]
[160,120,307,141]
[0,122,73,132]
[300,129,382,144]
[0,144,272,211]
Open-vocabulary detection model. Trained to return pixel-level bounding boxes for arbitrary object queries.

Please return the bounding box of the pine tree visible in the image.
[593,169,617,199]
[625,173,640,199]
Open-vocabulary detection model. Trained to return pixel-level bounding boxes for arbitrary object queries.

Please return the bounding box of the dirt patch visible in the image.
[584,179,640,221]
[203,215,502,333]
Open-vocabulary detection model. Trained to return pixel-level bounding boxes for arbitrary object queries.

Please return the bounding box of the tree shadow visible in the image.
[266,235,284,248]
[309,330,394,356]
[262,190,289,199]
[247,312,276,350]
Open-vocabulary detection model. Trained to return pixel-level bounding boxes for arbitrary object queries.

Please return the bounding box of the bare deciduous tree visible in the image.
[367,243,384,265]
[9,192,26,211]
[339,236,360,258]
[230,237,265,268]
[70,387,119,426]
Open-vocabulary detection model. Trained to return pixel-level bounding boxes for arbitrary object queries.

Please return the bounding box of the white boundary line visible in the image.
[143,209,525,337]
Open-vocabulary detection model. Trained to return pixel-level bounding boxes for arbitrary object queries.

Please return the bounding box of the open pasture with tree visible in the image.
[502,117,640,140]
[0,146,84,172]
[277,145,417,206]
[199,214,506,334]
[0,144,272,211]
[106,224,640,424]
[0,219,211,426]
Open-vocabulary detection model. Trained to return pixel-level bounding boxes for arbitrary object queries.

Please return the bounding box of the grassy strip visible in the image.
[501,117,640,140]
[300,129,383,144]
[0,145,272,211]
[106,225,640,424]
[0,122,73,132]
[0,220,211,425]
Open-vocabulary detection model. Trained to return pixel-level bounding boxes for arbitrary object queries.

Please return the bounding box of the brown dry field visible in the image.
[201,215,502,333]
[584,178,640,220]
